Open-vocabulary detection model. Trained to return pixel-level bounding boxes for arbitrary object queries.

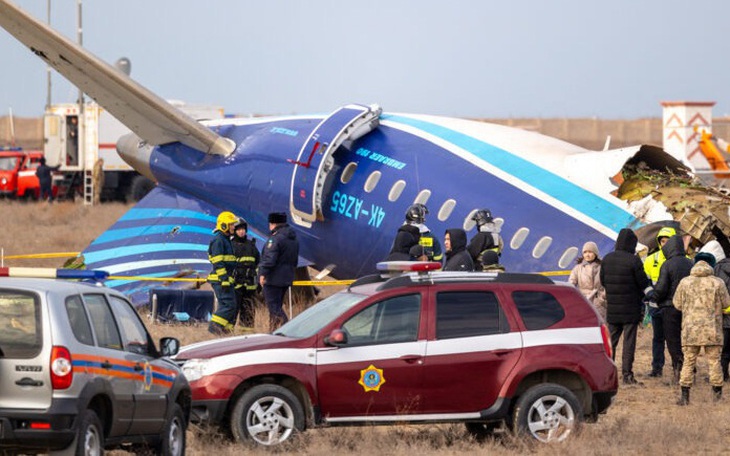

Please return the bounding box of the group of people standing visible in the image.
[570,225,730,406]
[385,204,504,272]
[207,211,299,335]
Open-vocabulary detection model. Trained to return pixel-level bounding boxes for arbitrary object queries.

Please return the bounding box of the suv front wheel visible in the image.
[512,383,583,443]
[154,403,186,456]
[230,384,305,446]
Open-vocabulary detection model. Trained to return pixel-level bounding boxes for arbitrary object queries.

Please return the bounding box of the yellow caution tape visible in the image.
[5,251,570,281]
[106,276,354,286]
[3,252,81,260]
[107,275,205,282]
[540,270,571,276]
[292,280,355,286]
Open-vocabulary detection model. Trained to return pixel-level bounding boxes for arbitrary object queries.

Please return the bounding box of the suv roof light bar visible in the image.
[376,261,443,272]
[0,267,109,281]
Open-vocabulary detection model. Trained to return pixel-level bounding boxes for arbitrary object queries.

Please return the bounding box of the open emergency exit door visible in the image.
[289,104,381,228]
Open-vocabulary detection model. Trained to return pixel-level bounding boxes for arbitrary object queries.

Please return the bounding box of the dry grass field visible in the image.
[2,200,730,455]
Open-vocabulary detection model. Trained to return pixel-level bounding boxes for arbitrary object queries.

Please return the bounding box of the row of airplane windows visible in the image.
[340,162,581,270]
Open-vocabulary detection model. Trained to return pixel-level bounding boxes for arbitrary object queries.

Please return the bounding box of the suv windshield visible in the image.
[0,290,41,358]
[274,291,367,338]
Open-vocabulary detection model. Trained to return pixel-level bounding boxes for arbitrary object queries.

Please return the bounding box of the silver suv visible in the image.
[0,277,191,455]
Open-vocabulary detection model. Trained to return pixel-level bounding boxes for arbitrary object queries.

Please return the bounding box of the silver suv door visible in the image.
[81,293,136,436]
[0,289,50,409]
[107,294,169,435]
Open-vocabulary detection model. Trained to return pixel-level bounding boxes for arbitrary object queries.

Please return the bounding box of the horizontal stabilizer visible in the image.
[0,0,235,155]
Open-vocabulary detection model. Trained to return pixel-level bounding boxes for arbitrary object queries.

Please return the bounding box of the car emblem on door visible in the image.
[358,365,386,392]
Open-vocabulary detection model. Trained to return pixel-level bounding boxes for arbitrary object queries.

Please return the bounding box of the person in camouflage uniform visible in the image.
[672,252,730,405]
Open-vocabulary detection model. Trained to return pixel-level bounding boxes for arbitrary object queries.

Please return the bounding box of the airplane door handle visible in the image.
[493,350,511,357]
[399,354,423,364]
[133,363,144,371]
[15,377,43,387]
[101,361,113,369]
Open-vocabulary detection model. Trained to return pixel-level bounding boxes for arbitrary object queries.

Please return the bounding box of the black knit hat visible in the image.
[268,212,287,224]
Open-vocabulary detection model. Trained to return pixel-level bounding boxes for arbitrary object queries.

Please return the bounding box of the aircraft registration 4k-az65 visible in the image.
[2,0,729,305]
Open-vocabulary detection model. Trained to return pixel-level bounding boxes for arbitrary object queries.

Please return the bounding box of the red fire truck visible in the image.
[0,148,46,199]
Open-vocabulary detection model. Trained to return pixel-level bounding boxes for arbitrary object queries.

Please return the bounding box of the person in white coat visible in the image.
[569,241,607,319]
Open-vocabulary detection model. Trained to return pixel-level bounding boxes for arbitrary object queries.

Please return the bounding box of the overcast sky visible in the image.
[1,0,729,119]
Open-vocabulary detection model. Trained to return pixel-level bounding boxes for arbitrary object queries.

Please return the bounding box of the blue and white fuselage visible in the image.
[83,109,684,303]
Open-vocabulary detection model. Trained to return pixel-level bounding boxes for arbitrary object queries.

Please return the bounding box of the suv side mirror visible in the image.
[324,329,348,347]
[160,337,180,357]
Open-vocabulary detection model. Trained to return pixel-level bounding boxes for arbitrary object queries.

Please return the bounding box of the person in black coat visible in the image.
[444,229,474,271]
[714,254,730,381]
[600,228,653,385]
[654,234,693,383]
[259,212,299,330]
[35,157,60,202]
[385,224,420,261]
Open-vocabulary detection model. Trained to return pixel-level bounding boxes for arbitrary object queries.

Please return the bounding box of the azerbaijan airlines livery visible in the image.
[0,0,689,304]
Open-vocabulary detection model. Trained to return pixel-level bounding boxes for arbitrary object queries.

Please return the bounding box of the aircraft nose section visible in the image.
[117,133,155,181]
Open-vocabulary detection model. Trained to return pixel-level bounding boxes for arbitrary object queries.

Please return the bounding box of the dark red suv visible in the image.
[176,264,617,447]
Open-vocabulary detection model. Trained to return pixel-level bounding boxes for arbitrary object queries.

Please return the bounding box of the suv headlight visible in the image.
[181,358,210,382]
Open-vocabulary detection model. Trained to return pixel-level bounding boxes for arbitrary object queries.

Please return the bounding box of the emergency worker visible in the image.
[653,234,694,384]
[231,217,260,328]
[385,224,420,261]
[208,211,239,335]
[404,204,443,263]
[467,209,503,269]
[643,225,676,377]
[443,229,474,271]
[673,253,730,405]
[481,250,505,272]
[259,212,299,330]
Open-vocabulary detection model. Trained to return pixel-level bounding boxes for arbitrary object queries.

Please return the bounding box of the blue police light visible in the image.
[56,269,109,280]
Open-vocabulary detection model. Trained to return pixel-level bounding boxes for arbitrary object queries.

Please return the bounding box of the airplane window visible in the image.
[511,228,530,249]
[364,171,382,193]
[414,189,431,205]
[559,247,579,269]
[340,162,357,184]
[463,209,479,231]
[437,199,456,221]
[388,180,406,202]
[532,236,553,259]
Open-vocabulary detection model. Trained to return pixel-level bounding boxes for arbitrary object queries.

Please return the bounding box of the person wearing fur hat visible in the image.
[259,212,299,330]
[673,252,730,405]
[569,241,607,320]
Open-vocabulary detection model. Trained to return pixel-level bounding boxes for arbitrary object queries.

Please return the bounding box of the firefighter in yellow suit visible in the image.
[208,211,239,335]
